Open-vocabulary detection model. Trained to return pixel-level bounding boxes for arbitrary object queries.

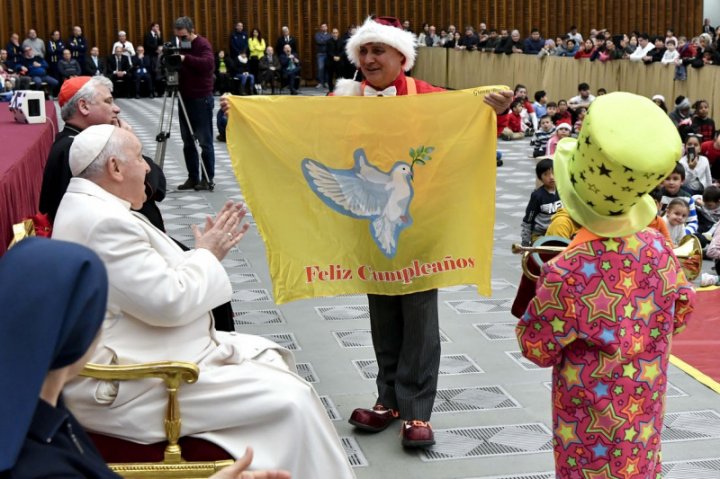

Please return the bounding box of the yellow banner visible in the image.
[227,86,501,304]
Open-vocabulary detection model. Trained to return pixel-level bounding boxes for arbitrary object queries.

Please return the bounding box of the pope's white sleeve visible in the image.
[89,215,232,327]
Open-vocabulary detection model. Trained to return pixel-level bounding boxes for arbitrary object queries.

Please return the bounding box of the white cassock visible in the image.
[53,178,355,479]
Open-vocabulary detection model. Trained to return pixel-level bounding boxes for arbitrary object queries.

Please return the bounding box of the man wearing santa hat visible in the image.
[219,15,512,448]
[335,16,513,448]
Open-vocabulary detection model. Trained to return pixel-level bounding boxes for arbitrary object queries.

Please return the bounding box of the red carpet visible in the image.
[671,286,720,392]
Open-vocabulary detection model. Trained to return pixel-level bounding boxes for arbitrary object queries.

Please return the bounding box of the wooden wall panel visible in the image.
[1,0,704,80]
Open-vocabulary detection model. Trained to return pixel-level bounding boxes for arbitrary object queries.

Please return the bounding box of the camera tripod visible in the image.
[154,77,213,191]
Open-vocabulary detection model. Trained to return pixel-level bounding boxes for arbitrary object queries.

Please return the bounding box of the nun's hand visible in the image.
[209,448,291,479]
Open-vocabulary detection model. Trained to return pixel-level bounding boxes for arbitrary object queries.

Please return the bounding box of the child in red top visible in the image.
[701,131,720,166]
[501,100,525,140]
[691,100,716,143]
[513,84,538,131]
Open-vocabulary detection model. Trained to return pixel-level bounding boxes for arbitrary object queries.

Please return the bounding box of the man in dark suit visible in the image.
[279,44,301,94]
[84,46,106,77]
[258,46,281,93]
[106,46,131,97]
[6,32,22,66]
[275,26,298,56]
[131,46,154,97]
[326,28,343,92]
[143,22,163,62]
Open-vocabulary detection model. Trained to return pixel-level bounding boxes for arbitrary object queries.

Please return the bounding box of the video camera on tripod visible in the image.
[154,36,212,189]
[160,38,191,86]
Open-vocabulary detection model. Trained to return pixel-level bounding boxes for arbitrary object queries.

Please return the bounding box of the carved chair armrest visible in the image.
[80,361,199,385]
[80,361,200,463]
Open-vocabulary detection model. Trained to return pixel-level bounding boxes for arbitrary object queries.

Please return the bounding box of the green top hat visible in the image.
[554,92,682,237]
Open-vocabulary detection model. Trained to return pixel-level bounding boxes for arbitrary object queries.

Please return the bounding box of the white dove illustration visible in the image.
[301,148,415,258]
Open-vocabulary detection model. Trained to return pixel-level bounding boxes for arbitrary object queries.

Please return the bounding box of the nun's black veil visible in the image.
[0,238,108,471]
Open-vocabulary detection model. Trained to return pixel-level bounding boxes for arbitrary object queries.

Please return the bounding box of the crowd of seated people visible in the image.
[494,80,720,284]
[411,18,720,82]
[1,25,167,99]
[1,21,360,99]
[222,22,358,94]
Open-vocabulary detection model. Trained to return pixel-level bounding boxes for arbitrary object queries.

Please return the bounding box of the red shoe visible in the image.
[401,420,435,448]
[349,405,399,432]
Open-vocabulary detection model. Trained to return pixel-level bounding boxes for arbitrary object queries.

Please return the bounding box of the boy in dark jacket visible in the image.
[521,159,562,245]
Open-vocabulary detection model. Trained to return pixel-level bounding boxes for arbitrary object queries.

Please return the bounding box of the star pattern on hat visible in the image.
[565,109,679,220]
[604,194,618,203]
[598,163,612,177]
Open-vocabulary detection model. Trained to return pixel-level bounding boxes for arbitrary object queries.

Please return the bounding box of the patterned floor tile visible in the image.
[662,410,720,442]
[333,329,450,348]
[233,309,284,325]
[474,322,517,341]
[342,437,369,467]
[260,332,300,351]
[419,423,552,462]
[231,288,271,302]
[296,362,319,383]
[433,386,521,413]
[229,272,260,284]
[446,299,513,314]
[505,351,543,371]
[315,305,369,321]
[352,354,483,380]
[662,458,720,478]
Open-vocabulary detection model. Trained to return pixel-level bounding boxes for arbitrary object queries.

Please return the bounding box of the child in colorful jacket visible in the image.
[517,92,695,479]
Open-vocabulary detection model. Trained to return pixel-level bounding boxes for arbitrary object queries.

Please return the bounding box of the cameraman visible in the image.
[173,16,216,191]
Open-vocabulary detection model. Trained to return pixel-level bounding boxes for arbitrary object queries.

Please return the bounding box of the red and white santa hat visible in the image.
[346,16,417,71]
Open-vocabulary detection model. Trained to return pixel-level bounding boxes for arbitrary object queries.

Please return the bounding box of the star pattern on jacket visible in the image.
[516,228,695,479]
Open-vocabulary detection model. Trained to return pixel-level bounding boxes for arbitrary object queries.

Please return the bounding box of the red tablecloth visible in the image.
[672,287,720,384]
[0,101,58,255]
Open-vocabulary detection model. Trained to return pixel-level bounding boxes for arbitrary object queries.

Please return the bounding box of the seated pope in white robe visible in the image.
[52,124,355,478]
